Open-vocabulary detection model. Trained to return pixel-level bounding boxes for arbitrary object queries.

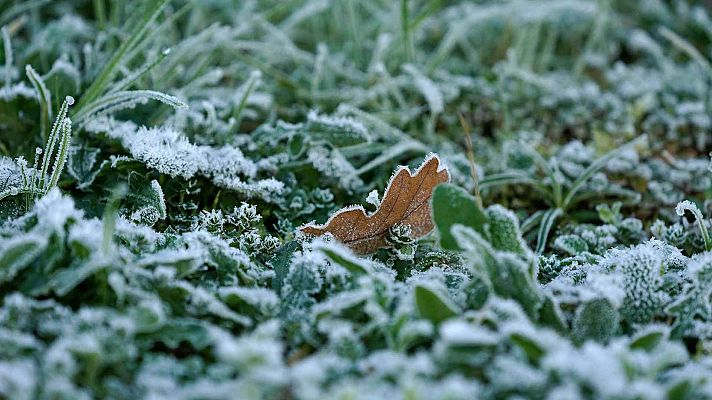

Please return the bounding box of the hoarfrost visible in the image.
[85,118,284,200]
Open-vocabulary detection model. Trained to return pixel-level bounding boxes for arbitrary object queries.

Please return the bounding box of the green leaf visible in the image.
[74,0,170,112]
[538,295,567,333]
[67,146,102,189]
[432,183,488,250]
[451,225,544,318]
[414,283,460,325]
[495,255,545,318]
[269,240,299,295]
[141,318,212,351]
[510,332,545,362]
[124,174,167,226]
[479,171,552,203]
[485,204,531,256]
[47,261,109,296]
[562,135,646,208]
[629,329,666,351]
[553,234,588,256]
[572,297,619,344]
[303,112,370,147]
[0,234,45,283]
[129,300,167,333]
[464,277,489,310]
[535,208,562,254]
[25,65,52,141]
[317,242,370,276]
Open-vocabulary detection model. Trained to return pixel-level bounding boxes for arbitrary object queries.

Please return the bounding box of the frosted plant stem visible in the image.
[40,96,73,191]
[676,200,712,251]
[47,118,72,190]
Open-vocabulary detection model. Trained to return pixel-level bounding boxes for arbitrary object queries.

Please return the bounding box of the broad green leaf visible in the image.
[414,283,460,325]
[630,329,666,351]
[432,183,488,250]
[572,297,619,344]
[495,255,545,318]
[486,204,531,256]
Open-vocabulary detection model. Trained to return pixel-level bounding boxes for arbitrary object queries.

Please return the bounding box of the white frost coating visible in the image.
[0,359,37,399]
[67,218,103,251]
[438,319,499,346]
[311,288,371,316]
[675,199,701,217]
[85,117,284,200]
[219,287,279,313]
[307,109,369,137]
[208,321,287,386]
[488,356,547,390]
[291,354,349,399]
[114,216,167,250]
[543,341,627,398]
[688,251,712,281]
[365,189,380,208]
[0,83,35,100]
[586,271,626,307]
[300,152,449,232]
[357,350,435,378]
[306,146,362,191]
[34,188,83,231]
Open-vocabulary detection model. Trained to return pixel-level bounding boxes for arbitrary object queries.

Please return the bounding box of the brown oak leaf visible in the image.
[300,153,450,254]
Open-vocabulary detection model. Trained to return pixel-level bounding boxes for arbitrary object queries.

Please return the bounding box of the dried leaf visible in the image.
[300,154,449,254]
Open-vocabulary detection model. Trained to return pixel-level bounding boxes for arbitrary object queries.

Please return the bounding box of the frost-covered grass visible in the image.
[1,0,712,399]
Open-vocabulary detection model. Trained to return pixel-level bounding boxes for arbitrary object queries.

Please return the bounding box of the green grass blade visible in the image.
[536,208,562,254]
[660,27,712,78]
[25,65,52,141]
[75,89,187,124]
[74,0,170,113]
[562,135,646,209]
[2,26,11,87]
[517,141,563,206]
[480,171,554,205]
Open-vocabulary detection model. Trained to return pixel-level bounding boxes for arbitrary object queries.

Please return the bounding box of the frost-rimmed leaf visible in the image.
[301,153,449,254]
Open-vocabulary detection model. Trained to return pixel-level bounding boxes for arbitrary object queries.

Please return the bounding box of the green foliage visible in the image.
[431,183,487,250]
[572,298,619,344]
[2,0,712,398]
[414,282,460,325]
